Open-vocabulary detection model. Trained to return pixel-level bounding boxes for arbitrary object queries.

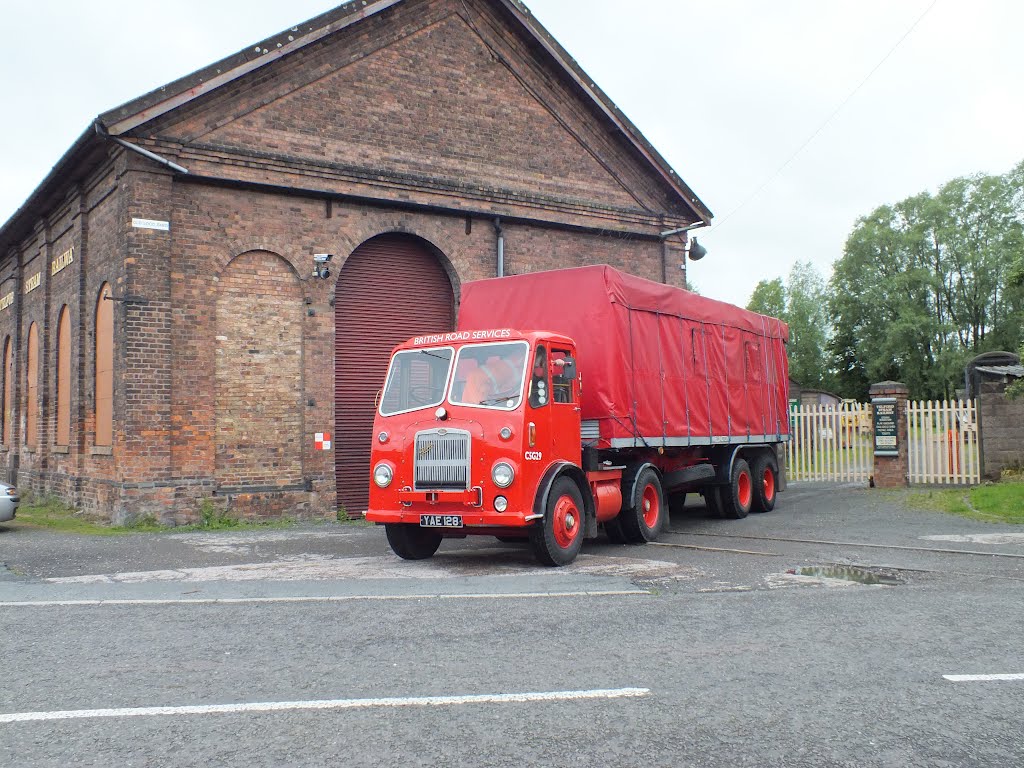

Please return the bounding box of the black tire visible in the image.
[719,458,753,520]
[529,477,585,567]
[603,515,629,544]
[620,466,665,544]
[751,454,778,513]
[385,524,443,560]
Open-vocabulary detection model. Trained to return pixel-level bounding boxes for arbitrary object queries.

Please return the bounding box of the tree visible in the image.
[828,164,1024,400]
[747,265,831,391]
[747,277,786,319]
[1009,251,1024,400]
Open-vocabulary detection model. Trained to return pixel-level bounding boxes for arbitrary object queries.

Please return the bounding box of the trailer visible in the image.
[365,265,790,566]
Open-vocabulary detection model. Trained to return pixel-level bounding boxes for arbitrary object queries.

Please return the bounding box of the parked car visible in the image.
[0,483,19,523]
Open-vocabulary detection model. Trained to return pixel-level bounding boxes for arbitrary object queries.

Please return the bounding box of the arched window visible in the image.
[56,306,72,446]
[95,284,113,447]
[26,323,38,449]
[2,336,11,447]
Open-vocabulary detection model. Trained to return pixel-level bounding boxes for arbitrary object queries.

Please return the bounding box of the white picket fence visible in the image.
[787,402,873,483]
[787,399,980,486]
[906,399,980,485]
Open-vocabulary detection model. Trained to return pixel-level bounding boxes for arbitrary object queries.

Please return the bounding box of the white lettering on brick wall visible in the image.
[132,218,170,231]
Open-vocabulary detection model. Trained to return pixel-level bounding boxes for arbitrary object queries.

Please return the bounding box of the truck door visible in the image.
[549,346,581,462]
[527,344,580,466]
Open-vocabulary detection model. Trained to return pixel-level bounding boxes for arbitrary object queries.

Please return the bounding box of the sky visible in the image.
[1,0,1022,307]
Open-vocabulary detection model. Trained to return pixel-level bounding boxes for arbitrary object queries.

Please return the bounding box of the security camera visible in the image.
[313,254,334,279]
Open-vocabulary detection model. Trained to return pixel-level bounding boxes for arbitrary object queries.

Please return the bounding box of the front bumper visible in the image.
[366,502,534,529]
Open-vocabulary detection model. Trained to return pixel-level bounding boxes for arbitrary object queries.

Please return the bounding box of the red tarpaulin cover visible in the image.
[458,265,790,447]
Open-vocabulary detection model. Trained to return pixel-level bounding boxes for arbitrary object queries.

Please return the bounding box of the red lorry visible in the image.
[365,265,790,566]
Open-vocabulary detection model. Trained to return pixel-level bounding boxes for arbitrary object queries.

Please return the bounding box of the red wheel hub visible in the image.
[763,469,775,502]
[737,470,752,510]
[552,495,581,549]
[641,484,660,528]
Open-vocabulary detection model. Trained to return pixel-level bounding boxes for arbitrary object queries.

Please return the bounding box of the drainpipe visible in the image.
[494,218,504,278]
[93,122,190,175]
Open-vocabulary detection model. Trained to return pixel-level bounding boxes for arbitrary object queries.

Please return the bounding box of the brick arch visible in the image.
[333,223,463,299]
[333,233,456,514]
[219,240,304,281]
[215,250,304,489]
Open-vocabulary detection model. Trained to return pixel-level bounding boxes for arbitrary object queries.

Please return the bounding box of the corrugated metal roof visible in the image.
[975,365,1024,378]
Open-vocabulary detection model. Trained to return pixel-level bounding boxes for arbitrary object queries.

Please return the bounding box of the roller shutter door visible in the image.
[335,234,455,515]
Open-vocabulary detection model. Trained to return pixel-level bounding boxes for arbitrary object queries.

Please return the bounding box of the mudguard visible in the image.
[533,461,597,538]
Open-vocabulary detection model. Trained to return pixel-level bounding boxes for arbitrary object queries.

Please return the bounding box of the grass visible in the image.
[11,496,300,536]
[907,471,1024,524]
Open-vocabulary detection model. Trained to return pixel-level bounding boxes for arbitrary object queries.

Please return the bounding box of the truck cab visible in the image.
[365,329,623,566]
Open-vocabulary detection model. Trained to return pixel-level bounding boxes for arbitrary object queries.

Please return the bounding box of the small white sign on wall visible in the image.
[132,218,170,231]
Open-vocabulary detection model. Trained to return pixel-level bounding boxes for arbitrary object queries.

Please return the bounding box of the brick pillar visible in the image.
[870,381,909,488]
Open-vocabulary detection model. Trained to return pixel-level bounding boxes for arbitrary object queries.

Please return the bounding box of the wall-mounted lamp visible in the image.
[313,253,334,280]
[687,238,708,262]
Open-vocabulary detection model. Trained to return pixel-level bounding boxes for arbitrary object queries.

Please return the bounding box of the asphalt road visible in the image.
[1,484,1022,767]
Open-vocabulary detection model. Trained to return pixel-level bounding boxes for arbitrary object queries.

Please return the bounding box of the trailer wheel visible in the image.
[385,524,443,560]
[529,477,585,567]
[719,458,753,519]
[751,454,778,513]
[620,467,665,543]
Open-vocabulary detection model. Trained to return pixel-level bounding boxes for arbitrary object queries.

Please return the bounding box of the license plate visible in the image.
[420,514,463,529]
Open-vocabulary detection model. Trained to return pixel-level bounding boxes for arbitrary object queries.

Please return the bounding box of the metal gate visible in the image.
[788,399,981,486]
[334,234,454,516]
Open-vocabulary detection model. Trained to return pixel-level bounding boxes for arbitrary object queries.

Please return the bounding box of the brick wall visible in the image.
[215,250,304,489]
[0,0,705,522]
[979,379,1024,479]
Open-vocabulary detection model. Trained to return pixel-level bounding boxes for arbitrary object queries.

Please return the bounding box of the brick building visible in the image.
[0,0,711,523]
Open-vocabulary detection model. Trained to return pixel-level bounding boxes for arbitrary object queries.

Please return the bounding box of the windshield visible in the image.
[448,341,529,410]
[379,347,454,416]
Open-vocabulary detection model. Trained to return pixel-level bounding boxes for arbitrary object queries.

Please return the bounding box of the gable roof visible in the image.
[1,0,711,254]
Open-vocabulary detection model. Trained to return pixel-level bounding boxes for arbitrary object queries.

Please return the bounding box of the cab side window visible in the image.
[551,348,575,404]
[529,346,549,408]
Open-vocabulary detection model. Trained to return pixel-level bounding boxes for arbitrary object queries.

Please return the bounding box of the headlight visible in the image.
[373,463,394,488]
[494,496,508,512]
[492,462,515,488]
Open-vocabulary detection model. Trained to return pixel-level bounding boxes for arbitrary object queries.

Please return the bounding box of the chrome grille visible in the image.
[414,430,471,490]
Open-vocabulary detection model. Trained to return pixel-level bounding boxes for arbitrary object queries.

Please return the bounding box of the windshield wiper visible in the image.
[478,394,521,406]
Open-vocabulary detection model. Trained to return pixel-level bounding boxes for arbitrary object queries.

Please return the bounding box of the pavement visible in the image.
[1,484,1023,767]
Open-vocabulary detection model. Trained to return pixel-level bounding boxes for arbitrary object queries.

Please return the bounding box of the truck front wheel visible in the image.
[620,467,665,543]
[719,458,753,519]
[385,524,443,560]
[530,477,585,567]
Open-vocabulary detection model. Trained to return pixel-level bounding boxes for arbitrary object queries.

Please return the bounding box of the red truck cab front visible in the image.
[365,329,619,565]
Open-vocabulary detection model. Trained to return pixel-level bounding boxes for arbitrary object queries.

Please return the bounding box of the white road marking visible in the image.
[923,534,1024,545]
[943,674,1024,682]
[0,688,651,724]
[43,553,694,585]
[0,589,649,608]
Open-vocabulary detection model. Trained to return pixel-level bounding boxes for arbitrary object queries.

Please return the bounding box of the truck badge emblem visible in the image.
[418,445,433,458]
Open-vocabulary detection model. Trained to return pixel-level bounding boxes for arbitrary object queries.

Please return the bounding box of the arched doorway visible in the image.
[216,251,304,488]
[334,234,455,515]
